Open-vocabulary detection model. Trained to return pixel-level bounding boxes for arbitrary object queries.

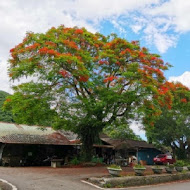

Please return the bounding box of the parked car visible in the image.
[153,154,176,165]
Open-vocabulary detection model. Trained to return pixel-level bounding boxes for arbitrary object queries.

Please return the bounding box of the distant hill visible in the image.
[0,90,14,122]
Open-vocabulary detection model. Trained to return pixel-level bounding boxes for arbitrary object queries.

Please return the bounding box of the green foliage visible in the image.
[174,160,185,167]
[104,122,142,141]
[6,26,171,160]
[133,164,146,169]
[108,164,121,169]
[184,160,190,166]
[103,183,112,188]
[91,157,103,164]
[146,82,190,159]
[167,164,174,168]
[152,165,162,169]
[3,85,57,126]
[0,90,14,122]
[69,157,80,165]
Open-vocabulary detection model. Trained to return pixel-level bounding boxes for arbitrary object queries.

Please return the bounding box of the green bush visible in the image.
[168,164,174,168]
[133,164,146,169]
[108,164,121,169]
[91,157,103,164]
[103,183,112,188]
[70,157,80,165]
[152,165,162,169]
[183,160,190,166]
[174,160,185,167]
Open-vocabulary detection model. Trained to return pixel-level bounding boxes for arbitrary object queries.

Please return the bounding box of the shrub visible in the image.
[108,164,121,169]
[133,164,146,169]
[167,164,174,168]
[174,160,185,167]
[152,165,162,169]
[70,157,80,165]
[91,157,103,164]
[103,183,112,188]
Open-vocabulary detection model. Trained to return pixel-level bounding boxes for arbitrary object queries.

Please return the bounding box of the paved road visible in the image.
[1,166,190,190]
[126,180,190,190]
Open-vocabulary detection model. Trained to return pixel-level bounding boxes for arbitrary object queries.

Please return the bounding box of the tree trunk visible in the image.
[81,140,94,161]
[79,125,101,161]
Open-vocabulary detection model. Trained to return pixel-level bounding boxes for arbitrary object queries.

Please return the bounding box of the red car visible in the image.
[153,154,176,165]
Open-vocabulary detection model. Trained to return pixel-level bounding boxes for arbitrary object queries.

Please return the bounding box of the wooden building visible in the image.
[0,122,76,166]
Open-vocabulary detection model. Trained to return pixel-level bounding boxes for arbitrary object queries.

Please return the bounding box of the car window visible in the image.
[156,154,165,158]
[166,155,172,159]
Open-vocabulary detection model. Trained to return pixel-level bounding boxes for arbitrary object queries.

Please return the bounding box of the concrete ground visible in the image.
[0,166,190,190]
[128,180,190,190]
[0,166,109,190]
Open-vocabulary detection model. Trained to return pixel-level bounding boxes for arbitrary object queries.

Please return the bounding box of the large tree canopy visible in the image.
[146,82,190,159]
[5,26,171,160]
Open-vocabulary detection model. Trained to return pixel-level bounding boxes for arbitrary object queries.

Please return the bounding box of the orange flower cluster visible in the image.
[10,48,15,53]
[45,41,57,47]
[26,43,40,50]
[151,56,156,61]
[143,66,163,77]
[181,98,187,103]
[59,70,70,78]
[39,47,50,54]
[139,51,145,58]
[99,60,109,65]
[78,75,89,82]
[158,85,169,95]
[103,76,117,83]
[120,48,131,55]
[39,47,60,56]
[63,40,78,49]
[75,29,83,34]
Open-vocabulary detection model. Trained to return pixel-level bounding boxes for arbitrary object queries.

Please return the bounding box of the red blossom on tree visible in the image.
[139,52,145,57]
[181,98,187,103]
[5,98,12,102]
[6,25,172,160]
[75,29,83,34]
[103,76,117,83]
[78,75,89,82]
[59,70,70,78]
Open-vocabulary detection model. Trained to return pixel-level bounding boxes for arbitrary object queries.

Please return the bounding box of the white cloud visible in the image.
[131,24,143,34]
[129,121,147,140]
[169,71,190,89]
[147,0,190,33]
[1,0,190,93]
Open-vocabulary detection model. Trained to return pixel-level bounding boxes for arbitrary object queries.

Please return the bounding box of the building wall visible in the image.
[138,148,161,165]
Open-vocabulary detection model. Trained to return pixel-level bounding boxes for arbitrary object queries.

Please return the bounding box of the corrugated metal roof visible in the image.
[0,122,70,145]
[101,137,155,149]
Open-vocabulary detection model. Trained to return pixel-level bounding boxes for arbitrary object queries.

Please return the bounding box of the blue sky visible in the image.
[0,0,189,139]
[100,19,190,80]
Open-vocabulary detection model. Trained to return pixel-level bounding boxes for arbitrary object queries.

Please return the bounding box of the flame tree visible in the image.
[5,26,171,160]
[146,82,190,159]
